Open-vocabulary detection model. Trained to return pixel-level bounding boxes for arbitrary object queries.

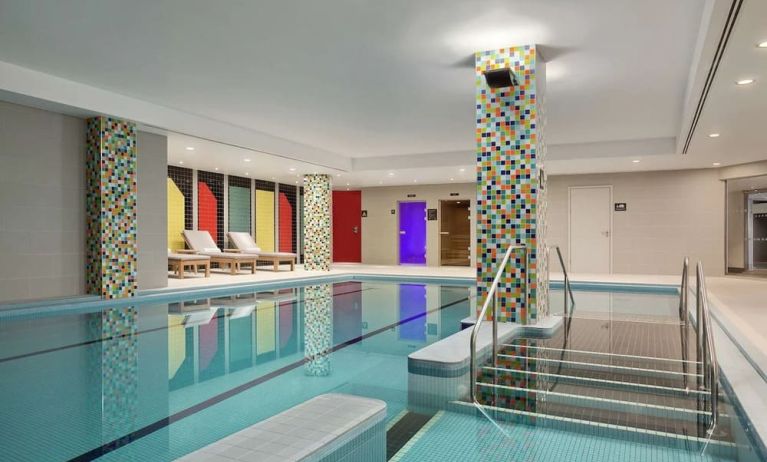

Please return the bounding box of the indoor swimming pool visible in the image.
[0,278,764,461]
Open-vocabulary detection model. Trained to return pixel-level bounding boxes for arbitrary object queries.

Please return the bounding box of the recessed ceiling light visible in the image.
[757,41,767,48]
[708,133,720,138]
[632,159,640,163]
[214,167,219,171]
[736,78,755,86]
[271,176,276,180]
[178,160,184,165]
[712,162,721,166]
[185,146,195,151]
[450,178,455,181]
[414,179,418,183]
[388,172,395,176]
[459,168,466,172]
[243,158,251,162]
[295,180,298,184]
[346,183,350,186]
[245,172,249,176]
[336,173,341,177]
[289,167,296,172]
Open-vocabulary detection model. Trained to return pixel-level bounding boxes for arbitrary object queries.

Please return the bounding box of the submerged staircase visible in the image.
[465,250,733,455]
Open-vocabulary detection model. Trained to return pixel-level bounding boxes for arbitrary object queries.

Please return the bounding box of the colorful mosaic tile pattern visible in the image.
[475,45,548,323]
[304,284,333,376]
[303,174,332,271]
[86,117,137,299]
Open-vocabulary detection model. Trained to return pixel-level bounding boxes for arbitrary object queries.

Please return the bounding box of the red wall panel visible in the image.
[198,181,218,245]
[279,193,293,253]
[332,191,361,262]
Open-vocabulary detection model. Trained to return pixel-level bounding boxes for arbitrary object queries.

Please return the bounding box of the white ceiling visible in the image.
[0,0,765,187]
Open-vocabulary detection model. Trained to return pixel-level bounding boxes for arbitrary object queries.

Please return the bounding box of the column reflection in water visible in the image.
[90,306,139,442]
[304,284,333,377]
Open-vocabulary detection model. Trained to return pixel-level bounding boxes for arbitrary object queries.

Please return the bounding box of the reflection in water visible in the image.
[90,306,139,442]
[304,284,333,376]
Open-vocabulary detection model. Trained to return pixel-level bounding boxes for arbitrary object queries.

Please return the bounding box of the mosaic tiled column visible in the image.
[304,284,333,376]
[476,45,548,324]
[303,174,332,271]
[86,116,138,298]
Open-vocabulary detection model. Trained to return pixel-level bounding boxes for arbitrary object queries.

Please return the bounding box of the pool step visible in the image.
[500,343,701,374]
[447,400,736,457]
[481,365,707,398]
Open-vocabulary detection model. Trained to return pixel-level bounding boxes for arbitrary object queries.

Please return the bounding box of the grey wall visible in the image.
[137,131,168,290]
[360,183,475,266]
[547,169,726,276]
[0,101,86,301]
[0,101,167,303]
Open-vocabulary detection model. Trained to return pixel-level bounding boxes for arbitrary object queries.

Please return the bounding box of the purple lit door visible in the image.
[399,201,427,264]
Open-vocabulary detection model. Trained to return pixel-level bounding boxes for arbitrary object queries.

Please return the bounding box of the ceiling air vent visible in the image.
[483,68,518,88]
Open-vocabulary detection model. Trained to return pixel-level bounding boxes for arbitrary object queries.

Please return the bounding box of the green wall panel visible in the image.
[228,185,251,234]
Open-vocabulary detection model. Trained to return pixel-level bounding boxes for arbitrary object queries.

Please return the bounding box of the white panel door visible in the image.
[569,186,612,273]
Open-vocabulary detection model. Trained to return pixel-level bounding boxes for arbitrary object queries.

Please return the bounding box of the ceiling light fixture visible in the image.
[632,159,641,163]
[713,162,721,166]
[736,78,755,86]
[459,168,466,172]
[214,167,219,171]
[757,41,767,48]
[243,158,251,163]
[289,167,296,172]
[388,172,394,176]
[245,172,249,176]
[708,133,720,138]
[185,146,195,151]
[450,178,455,181]
[178,160,184,165]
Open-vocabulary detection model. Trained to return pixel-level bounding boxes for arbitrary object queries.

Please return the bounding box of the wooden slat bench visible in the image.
[168,253,211,279]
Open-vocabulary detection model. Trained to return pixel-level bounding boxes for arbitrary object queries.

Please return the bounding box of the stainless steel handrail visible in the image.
[469,244,528,403]
[696,262,719,432]
[552,245,575,317]
[679,257,689,390]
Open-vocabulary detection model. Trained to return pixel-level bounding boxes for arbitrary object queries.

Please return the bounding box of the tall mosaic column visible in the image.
[304,284,333,376]
[476,45,548,324]
[86,116,138,298]
[303,174,332,271]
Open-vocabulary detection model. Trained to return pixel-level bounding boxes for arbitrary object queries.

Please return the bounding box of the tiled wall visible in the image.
[475,45,548,324]
[166,169,302,256]
[303,174,332,271]
[85,116,137,299]
[0,101,86,301]
[136,131,169,290]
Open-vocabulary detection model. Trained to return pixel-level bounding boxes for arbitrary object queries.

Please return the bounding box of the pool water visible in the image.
[0,280,471,461]
[0,279,761,461]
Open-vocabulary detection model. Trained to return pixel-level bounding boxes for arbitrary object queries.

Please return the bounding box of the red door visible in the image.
[332,191,361,262]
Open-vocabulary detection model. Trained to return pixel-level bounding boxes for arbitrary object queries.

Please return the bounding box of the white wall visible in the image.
[547,169,726,276]
[0,101,86,301]
[360,183,475,266]
[137,131,168,290]
[0,101,167,302]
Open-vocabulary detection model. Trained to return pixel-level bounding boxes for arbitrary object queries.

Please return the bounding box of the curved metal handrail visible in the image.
[696,262,719,432]
[552,245,575,316]
[469,244,527,403]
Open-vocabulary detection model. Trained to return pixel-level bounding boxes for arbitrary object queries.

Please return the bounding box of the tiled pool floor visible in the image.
[393,411,734,462]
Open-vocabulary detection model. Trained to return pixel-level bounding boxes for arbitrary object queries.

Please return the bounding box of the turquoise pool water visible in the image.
[0,278,760,461]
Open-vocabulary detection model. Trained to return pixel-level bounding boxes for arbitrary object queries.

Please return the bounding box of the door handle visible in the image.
[352,226,359,234]
[399,231,406,235]
[439,231,449,235]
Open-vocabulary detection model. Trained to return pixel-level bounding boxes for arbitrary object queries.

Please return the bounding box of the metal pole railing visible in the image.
[553,246,575,317]
[679,257,689,390]
[469,244,527,403]
[696,262,719,431]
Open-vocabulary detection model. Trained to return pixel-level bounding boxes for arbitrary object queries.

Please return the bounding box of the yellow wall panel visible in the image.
[256,300,276,354]
[255,190,275,252]
[167,178,186,251]
[167,315,186,378]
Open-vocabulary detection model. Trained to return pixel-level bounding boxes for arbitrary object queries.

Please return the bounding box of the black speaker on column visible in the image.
[483,68,518,88]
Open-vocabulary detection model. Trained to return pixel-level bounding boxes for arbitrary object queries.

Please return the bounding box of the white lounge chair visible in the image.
[227,231,297,271]
[182,230,258,275]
